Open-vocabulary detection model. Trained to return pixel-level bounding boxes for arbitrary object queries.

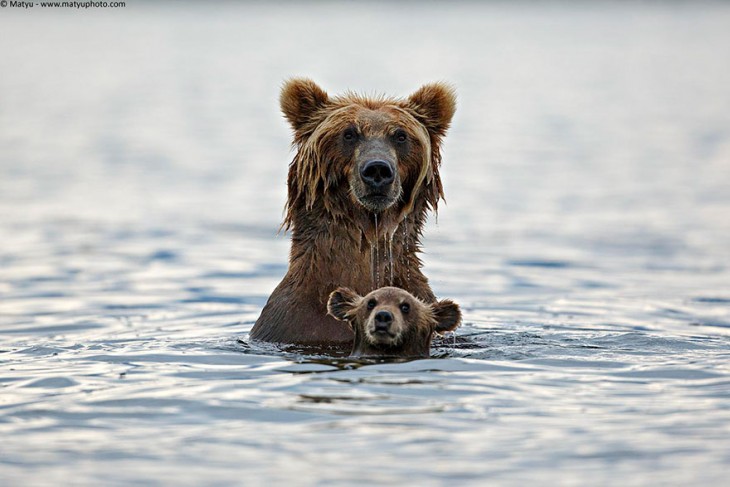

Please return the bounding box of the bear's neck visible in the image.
[286,199,434,305]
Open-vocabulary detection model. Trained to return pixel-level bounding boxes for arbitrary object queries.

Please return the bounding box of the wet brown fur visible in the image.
[250,79,456,345]
[327,287,462,358]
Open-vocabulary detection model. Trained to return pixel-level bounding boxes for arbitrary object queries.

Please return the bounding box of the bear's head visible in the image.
[280,78,456,227]
[327,286,461,358]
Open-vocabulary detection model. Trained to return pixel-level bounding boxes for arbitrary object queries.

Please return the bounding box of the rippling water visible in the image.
[1,2,729,485]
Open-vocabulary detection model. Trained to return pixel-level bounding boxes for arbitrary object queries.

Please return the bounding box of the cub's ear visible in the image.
[327,287,361,322]
[280,78,330,134]
[431,299,462,334]
[406,82,456,138]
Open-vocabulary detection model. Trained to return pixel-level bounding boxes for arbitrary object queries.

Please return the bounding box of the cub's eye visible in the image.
[394,130,408,144]
[343,128,358,142]
[367,299,377,310]
[400,302,410,314]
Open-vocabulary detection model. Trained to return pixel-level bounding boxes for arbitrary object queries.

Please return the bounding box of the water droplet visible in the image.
[402,215,410,286]
[388,230,394,286]
[370,242,376,289]
[374,213,380,288]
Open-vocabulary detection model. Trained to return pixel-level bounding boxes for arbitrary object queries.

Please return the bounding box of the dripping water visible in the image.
[370,242,376,290]
[373,213,380,288]
[402,219,411,287]
[370,214,399,289]
[388,231,394,286]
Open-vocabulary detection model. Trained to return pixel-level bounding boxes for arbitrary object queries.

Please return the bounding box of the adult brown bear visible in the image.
[250,78,456,345]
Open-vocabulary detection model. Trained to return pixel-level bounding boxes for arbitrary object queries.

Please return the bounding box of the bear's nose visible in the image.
[360,160,395,189]
[374,310,393,332]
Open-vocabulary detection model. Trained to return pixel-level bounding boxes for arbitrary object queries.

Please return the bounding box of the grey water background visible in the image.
[1,1,729,485]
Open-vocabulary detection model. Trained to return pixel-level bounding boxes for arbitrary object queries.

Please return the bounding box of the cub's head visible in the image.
[327,286,461,358]
[280,78,456,226]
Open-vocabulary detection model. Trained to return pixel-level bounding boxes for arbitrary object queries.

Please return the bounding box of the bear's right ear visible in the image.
[431,299,462,334]
[406,82,456,139]
[327,287,361,322]
[280,78,330,134]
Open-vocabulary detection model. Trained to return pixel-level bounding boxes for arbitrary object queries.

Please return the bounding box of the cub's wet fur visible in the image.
[327,286,461,358]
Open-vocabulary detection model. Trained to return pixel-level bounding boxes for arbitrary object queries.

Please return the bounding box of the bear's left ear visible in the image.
[431,299,462,334]
[406,82,457,138]
[327,287,361,323]
[280,78,330,135]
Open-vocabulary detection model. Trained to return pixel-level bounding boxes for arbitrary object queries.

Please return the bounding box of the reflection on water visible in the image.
[1,1,730,485]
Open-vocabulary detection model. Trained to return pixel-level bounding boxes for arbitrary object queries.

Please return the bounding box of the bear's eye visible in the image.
[400,302,410,314]
[367,299,377,310]
[394,130,408,144]
[343,128,358,143]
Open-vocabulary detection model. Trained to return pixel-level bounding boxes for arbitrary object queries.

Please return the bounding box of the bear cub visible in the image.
[327,286,461,358]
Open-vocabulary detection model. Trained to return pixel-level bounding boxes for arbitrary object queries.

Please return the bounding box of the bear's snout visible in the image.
[368,308,400,345]
[373,310,394,332]
[351,136,400,212]
[360,160,395,191]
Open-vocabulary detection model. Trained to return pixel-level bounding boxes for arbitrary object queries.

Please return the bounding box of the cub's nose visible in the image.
[374,310,393,332]
[360,160,395,189]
